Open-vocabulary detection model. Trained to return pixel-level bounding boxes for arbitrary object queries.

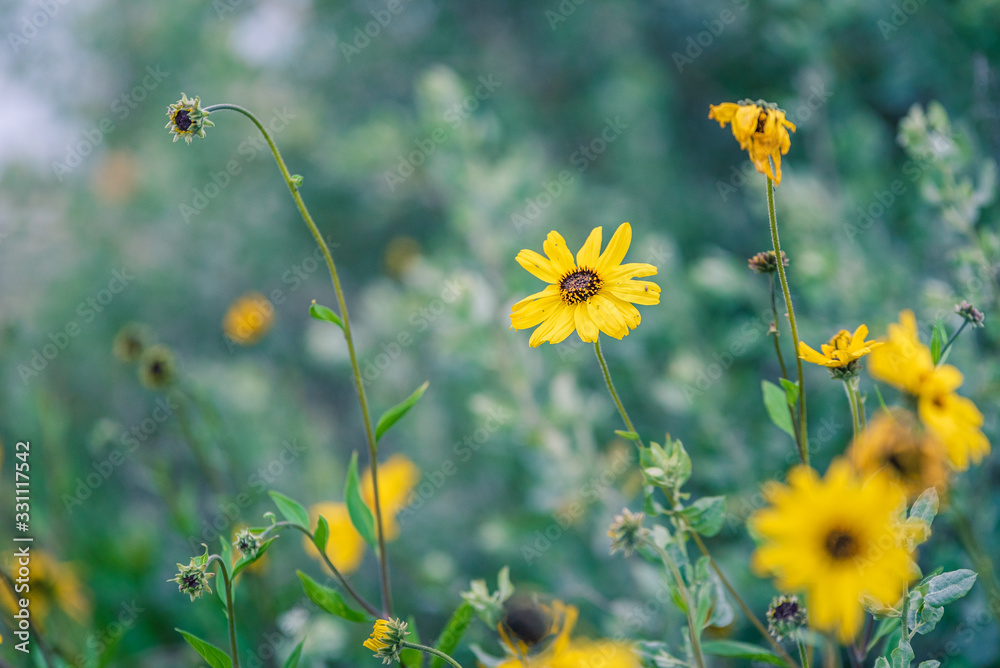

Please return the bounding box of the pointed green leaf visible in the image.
[679,496,727,537]
[874,659,890,668]
[432,602,475,668]
[296,571,367,622]
[314,515,330,553]
[283,640,306,668]
[924,569,977,607]
[269,491,310,529]
[762,380,796,439]
[700,640,784,666]
[376,381,430,442]
[890,634,914,668]
[908,488,939,527]
[345,452,377,548]
[929,320,945,364]
[779,378,799,406]
[309,301,344,330]
[614,430,641,441]
[176,629,233,668]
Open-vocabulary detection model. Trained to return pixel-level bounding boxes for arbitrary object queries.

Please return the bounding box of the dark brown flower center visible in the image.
[885,449,922,478]
[772,600,800,621]
[174,109,193,131]
[824,528,860,561]
[559,268,603,305]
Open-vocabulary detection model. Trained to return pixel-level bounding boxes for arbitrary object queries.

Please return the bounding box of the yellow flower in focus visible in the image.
[848,409,950,500]
[1,551,91,631]
[798,324,883,370]
[750,460,916,643]
[496,601,639,668]
[510,222,660,347]
[223,291,274,345]
[867,310,990,470]
[305,454,419,574]
[364,617,409,664]
[709,100,796,184]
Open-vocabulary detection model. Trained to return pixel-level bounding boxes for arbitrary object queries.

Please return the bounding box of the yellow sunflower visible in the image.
[510,222,660,347]
[798,324,883,369]
[305,454,419,574]
[750,459,916,643]
[223,291,274,345]
[867,310,990,470]
[848,409,950,501]
[709,100,796,184]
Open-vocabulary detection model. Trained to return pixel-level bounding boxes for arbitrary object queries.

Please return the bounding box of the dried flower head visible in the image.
[608,508,652,557]
[709,99,796,184]
[766,595,807,641]
[165,93,214,144]
[113,322,153,363]
[748,250,789,274]
[364,618,410,664]
[955,300,985,328]
[139,344,176,389]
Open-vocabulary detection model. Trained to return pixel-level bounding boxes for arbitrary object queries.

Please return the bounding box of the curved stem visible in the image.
[208,555,240,668]
[204,103,393,616]
[651,545,707,668]
[688,531,801,668]
[593,339,645,448]
[402,642,464,668]
[766,176,808,465]
[263,521,383,619]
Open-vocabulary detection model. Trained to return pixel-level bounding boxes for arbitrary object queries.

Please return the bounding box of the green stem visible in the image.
[593,338,645,448]
[209,555,240,668]
[204,103,393,617]
[796,637,811,668]
[402,642,464,668]
[938,319,969,364]
[652,545,707,668]
[766,176,808,465]
[769,274,799,446]
[843,379,860,442]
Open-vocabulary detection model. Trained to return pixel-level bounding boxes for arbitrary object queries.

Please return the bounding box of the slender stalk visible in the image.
[593,338,645,448]
[208,555,240,668]
[842,379,860,441]
[262,521,382,618]
[797,637,811,668]
[652,545,707,668]
[766,176,808,465]
[688,532,801,668]
[769,274,800,447]
[402,642,465,668]
[938,320,969,363]
[204,104,393,616]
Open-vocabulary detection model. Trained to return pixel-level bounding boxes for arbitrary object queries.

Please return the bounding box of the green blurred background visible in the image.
[1,0,999,665]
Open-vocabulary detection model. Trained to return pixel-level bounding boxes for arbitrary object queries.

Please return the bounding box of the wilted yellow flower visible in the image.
[867,310,990,470]
[1,550,91,631]
[750,459,916,643]
[364,617,409,664]
[510,222,660,347]
[798,324,883,378]
[709,100,796,184]
[305,454,419,574]
[848,409,950,500]
[496,600,640,668]
[223,291,274,345]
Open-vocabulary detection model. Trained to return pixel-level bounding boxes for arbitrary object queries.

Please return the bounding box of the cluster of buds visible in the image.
[955,300,985,328]
[748,250,789,275]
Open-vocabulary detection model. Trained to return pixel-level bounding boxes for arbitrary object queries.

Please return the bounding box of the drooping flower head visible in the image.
[750,460,917,642]
[165,93,214,144]
[709,100,796,184]
[867,310,990,470]
[223,291,275,345]
[510,222,660,347]
[364,618,410,664]
[747,250,788,274]
[798,324,883,379]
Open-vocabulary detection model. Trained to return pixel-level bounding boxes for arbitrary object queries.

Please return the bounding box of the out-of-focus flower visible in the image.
[709,100,796,184]
[766,594,807,642]
[607,508,651,557]
[139,344,176,389]
[222,292,274,345]
[750,459,917,643]
[849,409,950,500]
[510,223,660,346]
[955,300,985,327]
[747,250,788,274]
[1,550,91,631]
[113,322,153,363]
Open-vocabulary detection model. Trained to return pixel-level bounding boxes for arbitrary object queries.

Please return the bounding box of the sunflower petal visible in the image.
[595,222,632,274]
[515,249,562,283]
[576,226,602,268]
[543,231,576,275]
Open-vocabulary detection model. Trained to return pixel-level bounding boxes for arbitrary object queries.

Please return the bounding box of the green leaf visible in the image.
[916,662,941,668]
[376,381,430,442]
[890,634,914,668]
[929,319,945,364]
[924,569,977,607]
[296,571,367,622]
[908,488,939,527]
[314,516,330,553]
[283,640,305,668]
[874,659,890,668]
[700,640,784,666]
[679,496,727,537]
[431,602,475,668]
[232,536,277,578]
[614,429,640,441]
[779,378,799,406]
[269,491,310,529]
[345,452,378,548]
[695,581,713,630]
[400,616,421,668]
[176,629,233,668]
[762,380,795,439]
[309,301,344,330]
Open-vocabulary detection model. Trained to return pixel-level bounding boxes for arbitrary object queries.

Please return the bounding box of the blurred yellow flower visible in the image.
[848,409,950,501]
[496,601,639,668]
[709,100,796,184]
[867,310,990,470]
[1,550,91,632]
[305,454,419,574]
[510,222,660,347]
[798,324,882,369]
[223,291,274,345]
[750,460,916,643]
